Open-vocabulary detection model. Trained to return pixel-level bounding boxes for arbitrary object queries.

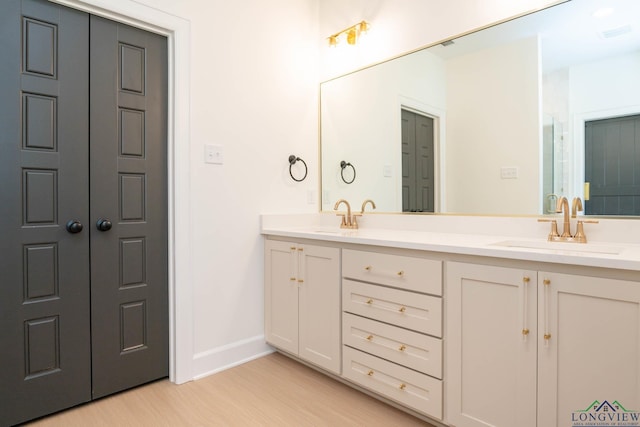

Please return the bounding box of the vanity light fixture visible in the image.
[328,21,370,47]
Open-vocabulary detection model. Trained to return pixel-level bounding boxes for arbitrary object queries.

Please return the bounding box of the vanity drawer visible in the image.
[343,346,442,420]
[343,279,442,337]
[343,313,442,379]
[343,249,442,296]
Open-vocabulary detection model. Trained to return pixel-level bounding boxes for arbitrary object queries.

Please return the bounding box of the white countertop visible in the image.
[261,214,640,271]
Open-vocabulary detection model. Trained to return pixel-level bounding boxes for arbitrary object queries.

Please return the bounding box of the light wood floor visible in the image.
[25,352,436,426]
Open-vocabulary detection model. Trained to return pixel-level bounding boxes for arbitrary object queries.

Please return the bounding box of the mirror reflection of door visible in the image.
[401,109,435,212]
[585,114,640,215]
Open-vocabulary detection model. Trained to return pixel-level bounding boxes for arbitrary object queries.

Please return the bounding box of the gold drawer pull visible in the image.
[297,248,304,252]
[367,370,374,376]
[297,279,304,283]
[399,306,406,313]
[290,246,296,250]
[397,271,404,277]
[522,329,530,336]
[544,333,552,341]
[398,344,406,352]
[364,265,372,271]
[366,298,373,305]
[399,383,406,390]
[366,335,373,341]
[290,277,296,281]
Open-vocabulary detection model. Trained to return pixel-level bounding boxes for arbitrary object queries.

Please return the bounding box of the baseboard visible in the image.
[191,335,274,380]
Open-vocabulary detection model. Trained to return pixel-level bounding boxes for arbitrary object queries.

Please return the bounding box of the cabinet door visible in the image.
[299,245,341,374]
[265,240,299,355]
[538,272,640,427]
[447,262,537,427]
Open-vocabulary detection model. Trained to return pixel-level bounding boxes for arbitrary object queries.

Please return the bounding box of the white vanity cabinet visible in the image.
[447,262,640,427]
[341,249,444,420]
[264,240,341,374]
[537,271,640,427]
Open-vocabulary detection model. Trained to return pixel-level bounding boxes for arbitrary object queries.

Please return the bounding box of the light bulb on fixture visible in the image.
[358,21,370,34]
[347,28,357,45]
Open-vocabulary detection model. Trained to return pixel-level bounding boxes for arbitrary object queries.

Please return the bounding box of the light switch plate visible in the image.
[307,190,316,204]
[500,166,518,179]
[205,144,224,164]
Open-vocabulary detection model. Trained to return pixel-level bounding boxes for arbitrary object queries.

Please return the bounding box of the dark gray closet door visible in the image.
[89,16,169,399]
[402,109,435,213]
[585,114,640,215]
[0,1,91,425]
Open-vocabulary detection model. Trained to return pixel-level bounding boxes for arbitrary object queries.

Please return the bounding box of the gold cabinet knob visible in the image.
[364,266,372,271]
[522,329,530,336]
[367,370,374,376]
[297,279,304,283]
[544,333,551,340]
[397,271,404,277]
[399,306,406,313]
[290,246,296,251]
[398,344,406,352]
[366,335,373,341]
[399,383,406,390]
[366,298,373,305]
[543,279,551,286]
[290,277,296,281]
[523,276,530,283]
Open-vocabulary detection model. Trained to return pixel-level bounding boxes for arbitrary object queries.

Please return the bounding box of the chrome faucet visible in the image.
[334,199,356,229]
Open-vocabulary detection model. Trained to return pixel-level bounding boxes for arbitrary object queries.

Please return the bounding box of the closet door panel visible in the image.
[89,15,169,399]
[0,1,91,425]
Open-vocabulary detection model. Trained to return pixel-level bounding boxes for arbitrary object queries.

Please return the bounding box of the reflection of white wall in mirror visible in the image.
[445,36,541,214]
[567,52,640,201]
[321,49,446,211]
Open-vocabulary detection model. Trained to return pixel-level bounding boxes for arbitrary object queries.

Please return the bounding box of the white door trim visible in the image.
[50,0,193,384]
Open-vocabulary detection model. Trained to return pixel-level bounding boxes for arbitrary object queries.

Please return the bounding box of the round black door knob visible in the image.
[96,219,112,232]
[66,220,83,233]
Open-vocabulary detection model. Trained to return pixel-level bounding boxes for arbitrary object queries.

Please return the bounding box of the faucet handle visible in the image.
[573,219,598,243]
[538,218,559,241]
[352,213,362,228]
[336,213,348,228]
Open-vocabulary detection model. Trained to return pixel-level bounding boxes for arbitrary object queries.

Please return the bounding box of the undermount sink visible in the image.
[490,239,623,255]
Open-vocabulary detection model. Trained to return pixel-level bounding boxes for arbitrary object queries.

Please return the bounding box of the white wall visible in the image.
[445,36,541,214]
[147,0,321,376]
